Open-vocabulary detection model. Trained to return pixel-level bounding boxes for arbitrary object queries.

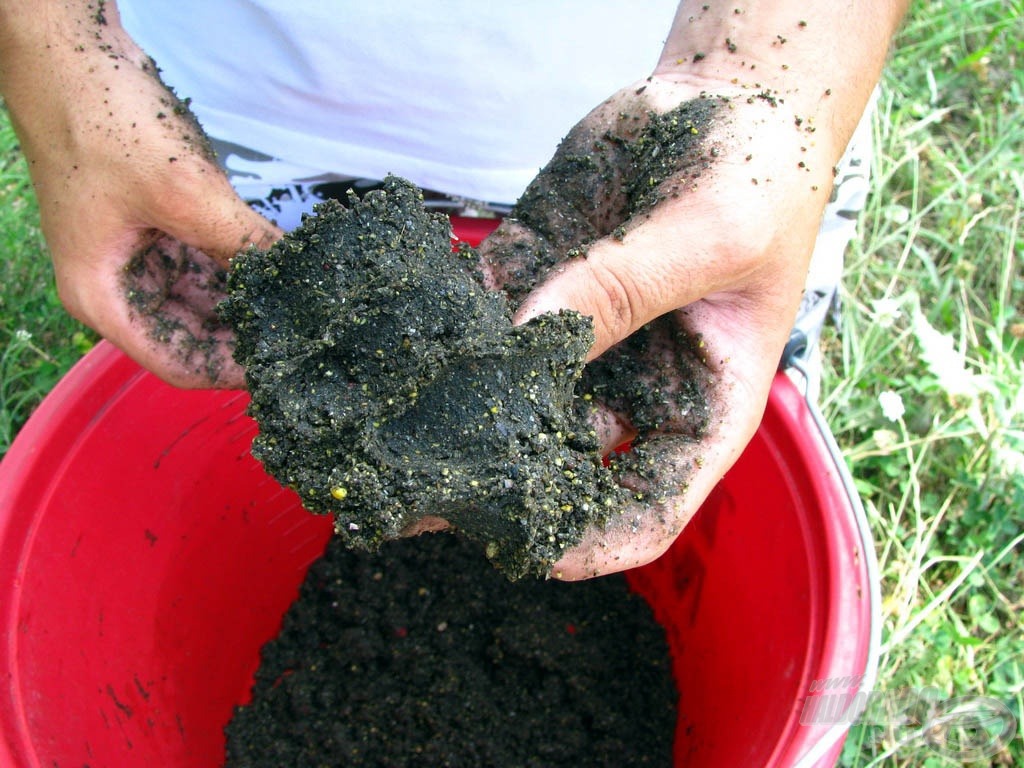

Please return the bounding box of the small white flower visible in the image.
[872,428,899,451]
[993,442,1024,479]
[879,390,906,422]
[870,298,903,329]
[14,329,32,342]
[884,204,911,225]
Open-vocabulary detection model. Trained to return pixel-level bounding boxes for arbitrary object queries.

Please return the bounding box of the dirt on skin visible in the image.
[123,236,234,384]
[224,532,677,768]
[221,96,722,580]
[484,94,719,440]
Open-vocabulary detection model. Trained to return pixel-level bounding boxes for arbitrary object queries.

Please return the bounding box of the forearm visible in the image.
[0,0,223,235]
[0,1,143,102]
[658,1,910,160]
[0,1,171,179]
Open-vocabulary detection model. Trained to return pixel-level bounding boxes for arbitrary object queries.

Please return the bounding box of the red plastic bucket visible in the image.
[0,220,878,768]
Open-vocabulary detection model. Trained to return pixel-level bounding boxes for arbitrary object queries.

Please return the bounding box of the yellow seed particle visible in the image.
[330,486,349,500]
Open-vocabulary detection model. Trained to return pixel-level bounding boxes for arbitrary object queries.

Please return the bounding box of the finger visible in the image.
[550,340,774,580]
[513,199,765,361]
[591,404,637,453]
[142,166,283,266]
[91,286,244,389]
[549,428,736,580]
[400,516,451,537]
[62,235,246,389]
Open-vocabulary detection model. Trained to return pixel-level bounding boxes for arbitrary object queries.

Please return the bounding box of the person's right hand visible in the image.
[0,2,280,388]
[474,77,834,580]
[472,0,908,580]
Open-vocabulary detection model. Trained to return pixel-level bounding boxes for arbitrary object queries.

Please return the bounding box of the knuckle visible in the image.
[586,261,642,342]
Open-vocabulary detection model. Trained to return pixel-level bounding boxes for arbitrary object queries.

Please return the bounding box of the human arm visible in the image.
[479,0,910,579]
[0,1,279,387]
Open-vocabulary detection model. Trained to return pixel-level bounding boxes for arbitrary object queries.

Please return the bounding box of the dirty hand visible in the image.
[0,2,279,388]
[478,78,839,580]
[476,0,908,580]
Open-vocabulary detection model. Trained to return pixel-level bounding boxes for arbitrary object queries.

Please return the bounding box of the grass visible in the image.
[820,1,1023,765]
[0,112,95,455]
[0,1,1021,765]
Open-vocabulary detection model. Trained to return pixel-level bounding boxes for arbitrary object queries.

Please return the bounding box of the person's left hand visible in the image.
[477,75,838,580]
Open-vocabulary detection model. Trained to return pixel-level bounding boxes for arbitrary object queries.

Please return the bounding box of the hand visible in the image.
[478,76,837,579]
[0,4,279,387]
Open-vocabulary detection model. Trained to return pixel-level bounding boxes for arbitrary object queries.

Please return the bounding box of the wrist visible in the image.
[654,1,907,163]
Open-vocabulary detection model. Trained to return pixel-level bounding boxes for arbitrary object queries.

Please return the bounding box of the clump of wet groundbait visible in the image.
[221,177,630,580]
[223,96,722,580]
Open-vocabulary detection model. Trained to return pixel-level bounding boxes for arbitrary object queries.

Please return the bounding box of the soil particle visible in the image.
[92,0,108,26]
[221,177,630,580]
[224,533,677,767]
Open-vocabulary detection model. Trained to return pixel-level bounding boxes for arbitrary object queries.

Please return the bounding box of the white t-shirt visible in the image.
[118,1,679,205]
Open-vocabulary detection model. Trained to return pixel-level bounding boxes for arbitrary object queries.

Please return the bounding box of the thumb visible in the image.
[143,167,283,266]
[513,212,741,360]
[168,192,282,266]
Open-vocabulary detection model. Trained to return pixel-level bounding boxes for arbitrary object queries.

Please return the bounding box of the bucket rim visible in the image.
[785,358,882,768]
